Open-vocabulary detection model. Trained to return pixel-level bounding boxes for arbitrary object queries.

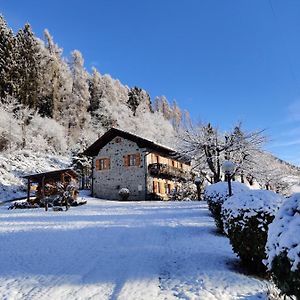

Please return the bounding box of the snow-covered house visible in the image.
[84,128,192,200]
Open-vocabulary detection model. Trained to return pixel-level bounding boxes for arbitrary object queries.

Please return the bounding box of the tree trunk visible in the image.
[21,122,26,149]
[241,172,244,183]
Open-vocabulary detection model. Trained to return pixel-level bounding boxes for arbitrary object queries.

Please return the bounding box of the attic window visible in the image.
[115,137,121,143]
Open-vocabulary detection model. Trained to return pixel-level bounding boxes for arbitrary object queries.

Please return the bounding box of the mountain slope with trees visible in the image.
[0,15,184,153]
[0,14,299,199]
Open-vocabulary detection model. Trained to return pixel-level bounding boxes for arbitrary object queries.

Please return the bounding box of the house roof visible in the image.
[83,128,191,164]
[23,168,77,182]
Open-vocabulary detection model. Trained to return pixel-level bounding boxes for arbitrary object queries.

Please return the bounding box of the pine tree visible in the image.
[0,15,16,98]
[171,100,182,131]
[127,86,152,116]
[88,67,103,115]
[15,23,43,109]
[38,29,72,118]
[153,96,172,119]
[68,50,90,138]
[161,96,172,120]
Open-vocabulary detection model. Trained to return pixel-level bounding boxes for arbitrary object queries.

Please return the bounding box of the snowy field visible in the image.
[0,194,272,300]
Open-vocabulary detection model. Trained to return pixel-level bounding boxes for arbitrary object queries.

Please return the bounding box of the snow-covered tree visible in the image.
[248,152,291,194]
[67,50,90,140]
[27,113,67,153]
[0,15,16,98]
[223,124,266,180]
[89,70,120,130]
[88,67,103,115]
[0,96,34,149]
[38,29,73,119]
[131,110,175,147]
[14,23,43,109]
[0,96,22,150]
[153,96,172,120]
[171,100,182,131]
[127,87,152,116]
[179,123,266,183]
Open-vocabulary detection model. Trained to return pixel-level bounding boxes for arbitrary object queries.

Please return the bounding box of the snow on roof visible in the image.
[23,168,77,181]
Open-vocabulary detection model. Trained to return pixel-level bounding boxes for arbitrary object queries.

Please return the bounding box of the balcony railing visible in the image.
[148,163,191,181]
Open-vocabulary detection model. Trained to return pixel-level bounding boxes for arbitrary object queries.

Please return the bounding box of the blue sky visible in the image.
[2,0,300,164]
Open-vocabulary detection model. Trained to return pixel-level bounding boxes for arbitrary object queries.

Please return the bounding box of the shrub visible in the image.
[119,188,130,201]
[222,189,284,273]
[170,181,197,201]
[265,193,300,298]
[203,181,249,233]
[8,201,39,209]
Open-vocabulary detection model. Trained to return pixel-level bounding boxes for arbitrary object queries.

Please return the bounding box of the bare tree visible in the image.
[179,122,266,183]
[249,152,292,194]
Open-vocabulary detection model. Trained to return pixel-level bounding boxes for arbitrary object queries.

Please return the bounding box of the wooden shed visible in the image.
[23,169,78,203]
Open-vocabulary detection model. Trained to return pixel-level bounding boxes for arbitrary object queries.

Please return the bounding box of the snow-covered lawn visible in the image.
[0,194,272,300]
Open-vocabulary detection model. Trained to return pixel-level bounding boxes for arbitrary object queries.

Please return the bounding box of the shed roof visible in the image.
[83,128,191,164]
[23,168,77,182]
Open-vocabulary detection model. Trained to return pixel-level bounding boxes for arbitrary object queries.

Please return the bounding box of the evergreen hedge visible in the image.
[222,189,284,273]
[265,193,300,298]
[204,181,249,233]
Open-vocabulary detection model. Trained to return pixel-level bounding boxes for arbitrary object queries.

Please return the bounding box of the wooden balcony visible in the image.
[148,163,191,181]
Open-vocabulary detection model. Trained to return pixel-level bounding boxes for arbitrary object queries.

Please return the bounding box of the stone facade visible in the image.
[93,136,147,200]
[92,134,192,201]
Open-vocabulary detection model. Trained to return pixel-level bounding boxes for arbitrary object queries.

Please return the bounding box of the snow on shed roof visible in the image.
[83,128,191,164]
[23,168,77,181]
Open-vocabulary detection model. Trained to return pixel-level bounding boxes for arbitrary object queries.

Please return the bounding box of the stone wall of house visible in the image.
[93,136,147,200]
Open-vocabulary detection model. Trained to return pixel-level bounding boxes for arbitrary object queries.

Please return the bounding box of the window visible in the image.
[95,158,110,170]
[130,154,136,166]
[124,153,141,167]
[180,163,183,169]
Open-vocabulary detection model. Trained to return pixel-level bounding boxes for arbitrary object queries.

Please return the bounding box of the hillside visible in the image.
[0,14,300,199]
[0,150,70,201]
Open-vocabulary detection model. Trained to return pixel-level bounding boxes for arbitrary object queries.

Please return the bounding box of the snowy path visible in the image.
[0,196,270,300]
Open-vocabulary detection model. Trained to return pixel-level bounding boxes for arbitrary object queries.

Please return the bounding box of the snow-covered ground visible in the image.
[0,194,274,300]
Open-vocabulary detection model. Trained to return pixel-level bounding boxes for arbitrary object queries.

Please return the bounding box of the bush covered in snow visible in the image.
[119,188,130,201]
[265,193,300,298]
[8,201,39,209]
[222,189,284,273]
[203,181,250,232]
[170,181,198,201]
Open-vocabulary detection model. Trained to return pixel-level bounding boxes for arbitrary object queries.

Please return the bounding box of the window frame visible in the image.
[124,153,141,167]
[95,158,111,171]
